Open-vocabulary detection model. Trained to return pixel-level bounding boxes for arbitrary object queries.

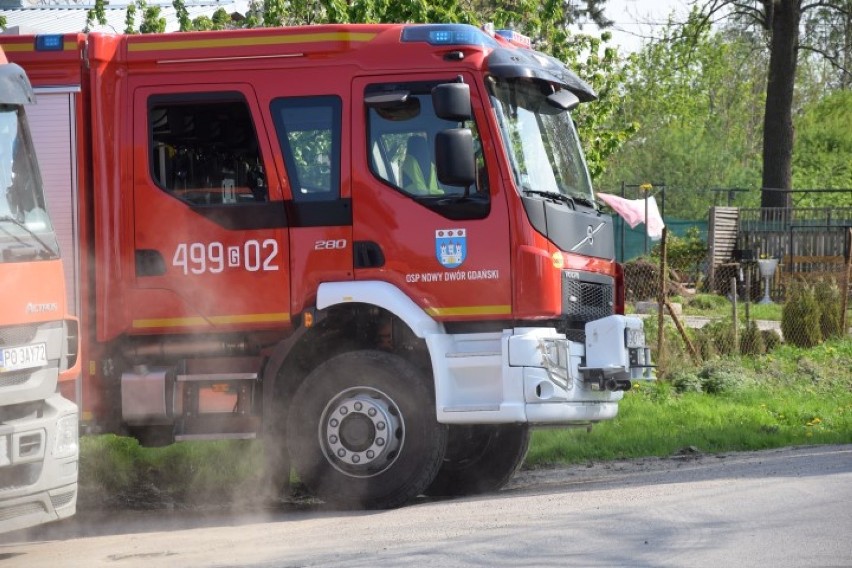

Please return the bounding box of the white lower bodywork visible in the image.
[0,394,79,535]
[318,281,652,426]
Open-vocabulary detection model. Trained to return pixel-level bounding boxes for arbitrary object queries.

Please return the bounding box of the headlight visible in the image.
[54,414,79,458]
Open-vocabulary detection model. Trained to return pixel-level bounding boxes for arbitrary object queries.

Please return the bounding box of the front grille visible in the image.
[0,324,38,347]
[561,272,615,323]
[0,371,31,388]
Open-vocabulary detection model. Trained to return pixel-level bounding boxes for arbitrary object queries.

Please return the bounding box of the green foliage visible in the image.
[80,435,142,495]
[761,329,782,352]
[79,436,265,509]
[124,3,137,34]
[740,320,765,356]
[814,279,844,340]
[529,337,852,466]
[86,0,108,31]
[173,0,191,32]
[793,91,852,205]
[641,314,695,377]
[652,227,708,282]
[598,13,767,217]
[781,282,822,348]
[687,293,730,312]
[138,0,167,34]
[623,257,659,301]
[697,319,736,356]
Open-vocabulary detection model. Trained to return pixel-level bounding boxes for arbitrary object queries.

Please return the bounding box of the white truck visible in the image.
[0,46,80,534]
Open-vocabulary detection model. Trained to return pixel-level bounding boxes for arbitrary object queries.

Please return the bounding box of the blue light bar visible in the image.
[35,35,64,52]
[401,24,498,48]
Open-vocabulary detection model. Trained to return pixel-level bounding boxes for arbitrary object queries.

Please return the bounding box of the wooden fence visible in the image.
[708,207,852,300]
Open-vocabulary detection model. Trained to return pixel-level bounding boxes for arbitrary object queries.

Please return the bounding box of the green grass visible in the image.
[527,337,852,465]
[674,292,850,323]
[79,437,266,509]
[78,337,852,507]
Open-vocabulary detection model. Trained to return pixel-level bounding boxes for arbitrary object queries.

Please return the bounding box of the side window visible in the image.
[270,96,341,202]
[367,84,488,199]
[149,93,267,205]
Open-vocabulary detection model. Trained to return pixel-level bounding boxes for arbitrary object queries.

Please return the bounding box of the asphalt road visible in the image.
[2,444,851,567]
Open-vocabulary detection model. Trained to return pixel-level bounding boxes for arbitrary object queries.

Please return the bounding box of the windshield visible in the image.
[487,77,594,205]
[0,104,58,261]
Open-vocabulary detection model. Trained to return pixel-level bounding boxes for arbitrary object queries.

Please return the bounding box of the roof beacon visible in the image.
[496,29,532,49]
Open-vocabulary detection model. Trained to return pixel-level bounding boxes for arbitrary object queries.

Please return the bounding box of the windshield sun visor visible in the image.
[485,47,597,103]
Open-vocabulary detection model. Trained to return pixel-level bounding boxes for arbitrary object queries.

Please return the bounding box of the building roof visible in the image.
[0,1,248,35]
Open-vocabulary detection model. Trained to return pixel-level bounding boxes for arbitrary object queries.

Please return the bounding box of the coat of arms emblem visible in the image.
[435,229,466,269]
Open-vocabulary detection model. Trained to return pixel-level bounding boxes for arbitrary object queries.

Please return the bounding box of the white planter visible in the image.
[757,258,778,278]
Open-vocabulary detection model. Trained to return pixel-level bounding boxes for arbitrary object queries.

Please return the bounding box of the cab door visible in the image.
[130,84,291,333]
[351,74,511,322]
[260,85,353,317]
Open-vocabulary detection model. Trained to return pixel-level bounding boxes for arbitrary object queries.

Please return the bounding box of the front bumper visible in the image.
[0,394,78,534]
[427,315,653,426]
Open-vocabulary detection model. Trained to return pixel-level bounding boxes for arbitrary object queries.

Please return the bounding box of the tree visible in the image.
[599,11,768,217]
[702,0,852,209]
[468,1,636,178]
[792,90,852,204]
[173,0,191,32]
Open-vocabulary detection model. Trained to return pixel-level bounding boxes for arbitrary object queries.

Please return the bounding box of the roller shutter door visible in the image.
[28,88,79,316]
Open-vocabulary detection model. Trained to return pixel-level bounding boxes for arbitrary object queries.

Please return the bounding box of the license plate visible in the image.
[625,328,646,349]
[0,343,47,373]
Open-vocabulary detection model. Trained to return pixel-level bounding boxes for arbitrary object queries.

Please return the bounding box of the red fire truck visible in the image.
[1,24,651,509]
[0,45,79,533]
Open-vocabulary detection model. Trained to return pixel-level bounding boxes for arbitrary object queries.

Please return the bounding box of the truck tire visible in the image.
[286,350,446,509]
[425,424,530,497]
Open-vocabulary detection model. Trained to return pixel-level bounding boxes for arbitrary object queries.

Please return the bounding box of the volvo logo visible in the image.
[571,222,605,251]
[26,302,58,314]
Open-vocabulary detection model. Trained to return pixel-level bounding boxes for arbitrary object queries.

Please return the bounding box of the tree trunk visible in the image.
[760,0,801,209]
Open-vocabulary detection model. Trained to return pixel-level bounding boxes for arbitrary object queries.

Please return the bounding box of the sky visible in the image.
[596,0,693,53]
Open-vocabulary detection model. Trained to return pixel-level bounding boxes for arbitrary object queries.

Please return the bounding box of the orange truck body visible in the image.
[1,25,651,508]
[0,46,79,533]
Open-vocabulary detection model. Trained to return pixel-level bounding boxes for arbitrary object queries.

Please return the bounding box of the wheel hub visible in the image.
[321,388,403,477]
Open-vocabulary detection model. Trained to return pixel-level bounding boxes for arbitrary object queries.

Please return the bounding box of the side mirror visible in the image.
[435,128,475,187]
[432,83,471,121]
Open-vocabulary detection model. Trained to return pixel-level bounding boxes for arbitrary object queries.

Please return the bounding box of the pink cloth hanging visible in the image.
[597,192,665,240]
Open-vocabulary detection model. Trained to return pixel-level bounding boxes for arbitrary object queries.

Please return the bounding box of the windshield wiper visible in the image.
[522,188,575,207]
[0,215,58,258]
[572,195,599,210]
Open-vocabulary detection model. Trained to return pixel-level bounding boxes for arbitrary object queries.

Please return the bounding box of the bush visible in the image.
[698,359,752,394]
[694,330,718,360]
[740,321,765,356]
[814,279,843,340]
[697,319,736,356]
[651,227,708,285]
[642,315,695,377]
[670,359,751,394]
[624,258,659,301]
[687,293,730,312]
[781,282,822,348]
[670,369,703,393]
[761,329,782,352]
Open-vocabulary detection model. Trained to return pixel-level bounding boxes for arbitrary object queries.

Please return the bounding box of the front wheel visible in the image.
[286,350,446,509]
[425,424,530,497]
